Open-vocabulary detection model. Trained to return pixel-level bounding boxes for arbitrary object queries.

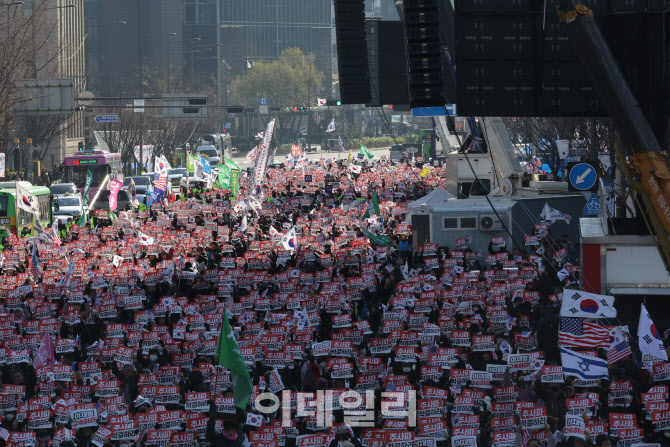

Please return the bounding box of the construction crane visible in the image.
[557,0,670,274]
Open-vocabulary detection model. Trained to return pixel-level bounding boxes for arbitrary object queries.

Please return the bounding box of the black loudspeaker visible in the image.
[334,0,371,104]
[403,0,445,107]
[378,21,410,106]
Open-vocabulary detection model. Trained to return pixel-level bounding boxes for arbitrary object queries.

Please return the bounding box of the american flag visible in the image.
[154,172,167,193]
[30,240,42,282]
[95,401,107,417]
[52,224,62,245]
[0,427,8,441]
[559,317,610,348]
[607,327,632,365]
[422,344,437,359]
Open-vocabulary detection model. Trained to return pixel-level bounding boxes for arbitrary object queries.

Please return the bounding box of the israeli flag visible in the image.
[560,347,609,380]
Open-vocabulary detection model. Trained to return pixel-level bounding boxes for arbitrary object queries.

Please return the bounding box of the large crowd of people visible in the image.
[0,156,660,447]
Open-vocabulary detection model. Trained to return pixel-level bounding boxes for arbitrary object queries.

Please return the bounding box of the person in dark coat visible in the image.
[536,304,560,364]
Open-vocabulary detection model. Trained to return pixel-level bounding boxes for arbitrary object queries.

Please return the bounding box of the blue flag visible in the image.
[199,156,212,175]
[560,347,609,380]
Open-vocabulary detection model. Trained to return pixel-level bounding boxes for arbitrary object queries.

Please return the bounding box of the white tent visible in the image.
[407,186,456,212]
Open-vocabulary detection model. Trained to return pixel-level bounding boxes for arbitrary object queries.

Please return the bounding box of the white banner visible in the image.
[252,119,276,192]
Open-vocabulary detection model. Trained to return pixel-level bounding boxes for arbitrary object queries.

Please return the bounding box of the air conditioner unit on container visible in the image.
[479,212,506,231]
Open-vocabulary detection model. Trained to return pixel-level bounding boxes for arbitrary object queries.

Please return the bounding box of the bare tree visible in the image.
[0,0,84,171]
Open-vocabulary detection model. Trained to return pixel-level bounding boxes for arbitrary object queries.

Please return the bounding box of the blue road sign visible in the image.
[569,163,598,191]
[584,193,601,216]
[411,104,457,117]
[95,115,119,123]
[260,98,268,106]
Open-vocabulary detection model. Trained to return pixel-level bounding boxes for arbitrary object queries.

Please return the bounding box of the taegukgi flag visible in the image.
[638,304,668,361]
[16,183,39,215]
[281,227,297,251]
[560,289,616,318]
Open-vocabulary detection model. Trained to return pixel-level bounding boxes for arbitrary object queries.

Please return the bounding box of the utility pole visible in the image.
[307,60,312,152]
[216,0,223,132]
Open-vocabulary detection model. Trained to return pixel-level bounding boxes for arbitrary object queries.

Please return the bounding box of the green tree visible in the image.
[228,48,325,144]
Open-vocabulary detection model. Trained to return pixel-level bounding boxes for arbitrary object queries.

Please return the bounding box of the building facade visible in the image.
[9,0,87,169]
[85,0,184,96]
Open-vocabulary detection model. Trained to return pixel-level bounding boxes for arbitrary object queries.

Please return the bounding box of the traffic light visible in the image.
[326,99,343,106]
[78,141,84,151]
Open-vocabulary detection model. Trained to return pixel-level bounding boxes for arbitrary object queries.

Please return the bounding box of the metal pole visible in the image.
[307,60,312,152]
[216,0,222,131]
[28,140,33,183]
[615,162,625,217]
[137,0,143,175]
[167,39,170,93]
[84,107,91,150]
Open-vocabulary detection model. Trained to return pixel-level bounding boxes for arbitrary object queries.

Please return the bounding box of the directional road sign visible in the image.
[260,98,268,106]
[95,115,119,123]
[568,162,598,192]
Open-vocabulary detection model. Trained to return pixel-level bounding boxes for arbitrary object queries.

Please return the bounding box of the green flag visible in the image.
[230,169,240,197]
[216,310,252,409]
[362,227,394,248]
[218,164,232,189]
[363,191,380,219]
[224,157,240,171]
[76,214,87,226]
[187,154,199,173]
[359,144,374,160]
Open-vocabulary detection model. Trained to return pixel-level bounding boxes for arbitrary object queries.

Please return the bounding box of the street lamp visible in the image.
[165,32,177,93]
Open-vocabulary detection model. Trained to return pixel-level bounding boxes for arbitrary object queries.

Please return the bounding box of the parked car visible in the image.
[195,145,221,168]
[168,168,188,190]
[123,176,154,200]
[90,189,131,211]
[390,144,405,162]
[52,194,85,220]
[49,183,80,197]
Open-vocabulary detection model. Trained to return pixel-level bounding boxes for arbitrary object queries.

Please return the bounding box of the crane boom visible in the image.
[558,0,670,273]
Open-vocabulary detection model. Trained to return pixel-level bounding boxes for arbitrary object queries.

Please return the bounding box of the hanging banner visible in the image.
[133,145,154,171]
[0,153,5,177]
[252,119,276,193]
